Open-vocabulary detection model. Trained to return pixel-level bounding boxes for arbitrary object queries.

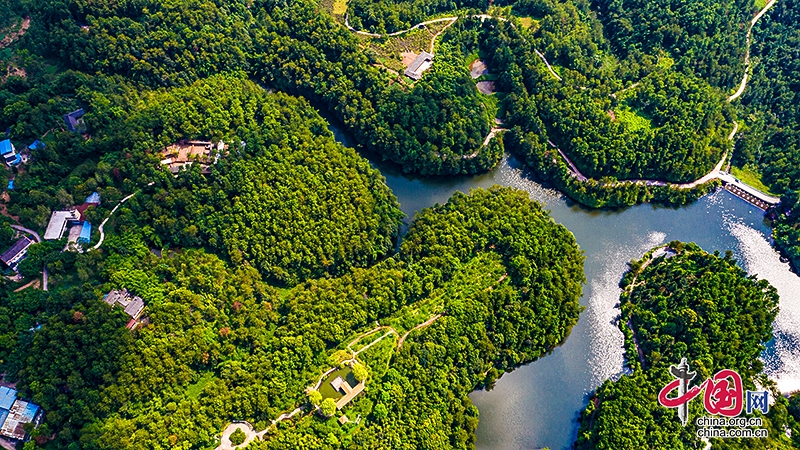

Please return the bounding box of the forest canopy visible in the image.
[2,187,585,449]
[576,242,791,449]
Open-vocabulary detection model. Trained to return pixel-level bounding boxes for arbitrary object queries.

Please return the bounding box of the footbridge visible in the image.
[717,172,781,210]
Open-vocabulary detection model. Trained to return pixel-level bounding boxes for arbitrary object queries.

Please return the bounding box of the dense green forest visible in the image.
[13,0,498,176]
[736,0,800,271]
[1,187,585,448]
[590,0,750,90]
[576,242,794,449]
[465,3,736,184]
[1,0,800,448]
[120,77,404,285]
[2,0,778,206]
[2,74,404,286]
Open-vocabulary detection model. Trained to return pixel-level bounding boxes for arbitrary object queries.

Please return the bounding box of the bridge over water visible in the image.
[717,172,781,210]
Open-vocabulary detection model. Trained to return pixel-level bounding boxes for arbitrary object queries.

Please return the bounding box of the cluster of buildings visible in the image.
[160,140,227,175]
[0,107,82,170]
[43,192,100,250]
[103,288,146,330]
[0,386,41,442]
[0,192,100,275]
[0,139,40,168]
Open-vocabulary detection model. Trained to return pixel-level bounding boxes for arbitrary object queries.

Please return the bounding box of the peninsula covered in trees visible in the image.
[576,242,795,449]
[2,187,585,448]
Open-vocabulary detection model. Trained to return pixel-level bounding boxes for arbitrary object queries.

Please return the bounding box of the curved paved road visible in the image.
[92,182,152,250]
[729,0,779,102]
[10,224,40,242]
[216,408,304,450]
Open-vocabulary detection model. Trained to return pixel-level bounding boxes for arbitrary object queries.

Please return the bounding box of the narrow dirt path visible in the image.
[92,192,137,250]
[480,127,506,149]
[429,18,457,53]
[397,314,442,349]
[9,224,47,290]
[92,182,152,251]
[345,15,457,38]
[355,330,395,355]
[535,49,562,81]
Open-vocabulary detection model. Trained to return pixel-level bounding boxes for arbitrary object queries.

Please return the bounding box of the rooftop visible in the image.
[103,289,145,320]
[0,387,16,411]
[43,210,81,240]
[160,140,226,175]
[63,109,86,133]
[334,378,365,410]
[404,52,434,80]
[0,140,12,156]
[85,192,101,204]
[0,399,40,441]
[330,376,344,392]
[0,236,33,266]
[78,221,92,244]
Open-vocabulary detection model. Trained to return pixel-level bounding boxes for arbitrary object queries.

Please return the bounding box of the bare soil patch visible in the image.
[401,52,417,68]
[476,81,496,94]
[0,17,30,48]
[469,59,489,79]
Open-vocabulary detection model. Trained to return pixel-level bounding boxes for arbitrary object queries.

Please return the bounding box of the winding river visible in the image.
[325,117,800,450]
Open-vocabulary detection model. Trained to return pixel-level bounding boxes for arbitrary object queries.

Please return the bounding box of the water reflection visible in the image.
[320,107,800,449]
[730,222,800,394]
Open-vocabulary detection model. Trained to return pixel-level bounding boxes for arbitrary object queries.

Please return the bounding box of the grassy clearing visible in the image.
[615,106,653,133]
[185,372,216,400]
[480,90,501,119]
[386,252,506,335]
[656,54,675,70]
[518,17,539,30]
[754,0,767,9]
[356,335,396,380]
[333,0,348,15]
[350,329,390,354]
[362,28,433,73]
[464,50,479,67]
[731,165,776,196]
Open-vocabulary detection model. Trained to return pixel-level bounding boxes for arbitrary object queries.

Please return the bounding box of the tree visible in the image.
[307,390,322,406]
[320,398,337,417]
[229,428,246,446]
[352,363,368,383]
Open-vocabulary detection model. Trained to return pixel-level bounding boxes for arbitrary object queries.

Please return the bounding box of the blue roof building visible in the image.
[78,222,92,245]
[85,192,101,204]
[0,387,16,411]
[7,180,13,190]
[0,386,42,441]
[0,140,11,156]
[63,109,87,133]
[0,140,20,166]
[28,140,44,151]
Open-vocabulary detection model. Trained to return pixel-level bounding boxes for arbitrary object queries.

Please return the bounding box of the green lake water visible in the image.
[326,113,800,450]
